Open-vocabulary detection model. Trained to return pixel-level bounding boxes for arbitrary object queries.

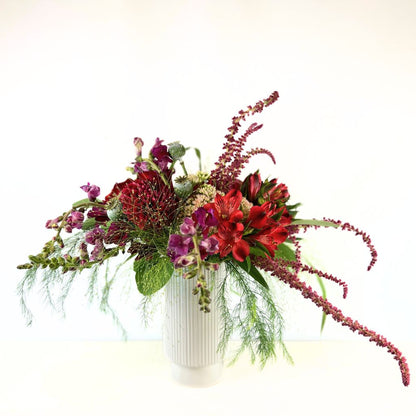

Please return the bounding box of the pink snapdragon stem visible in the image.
[254,256,410,386]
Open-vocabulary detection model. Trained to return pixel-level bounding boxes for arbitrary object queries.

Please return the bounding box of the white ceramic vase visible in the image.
[164,265,224,387]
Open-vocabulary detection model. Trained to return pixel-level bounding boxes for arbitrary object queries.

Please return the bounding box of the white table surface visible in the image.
[1,340,415,416]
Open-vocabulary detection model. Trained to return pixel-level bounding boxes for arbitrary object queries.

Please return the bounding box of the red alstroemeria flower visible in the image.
[206,189,243,222]
[276,206,291,226]
[214,222,249,262]
[247,202,276,229]
[264,179,289,204]
[248,225,288,256]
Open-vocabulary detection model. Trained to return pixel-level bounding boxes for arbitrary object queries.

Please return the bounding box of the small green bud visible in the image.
[183,270,197,280]
[17,263,33,270]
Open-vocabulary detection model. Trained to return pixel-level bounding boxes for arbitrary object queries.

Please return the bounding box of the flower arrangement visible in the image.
[17,91,410,386]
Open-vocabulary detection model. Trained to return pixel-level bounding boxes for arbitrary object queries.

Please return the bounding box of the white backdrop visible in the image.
[1,0,415,344]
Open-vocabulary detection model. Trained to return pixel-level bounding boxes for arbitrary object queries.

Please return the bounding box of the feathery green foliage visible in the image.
[217,259,292,367]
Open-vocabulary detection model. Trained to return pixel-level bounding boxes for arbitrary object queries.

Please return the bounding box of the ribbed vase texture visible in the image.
[164,266,223,368]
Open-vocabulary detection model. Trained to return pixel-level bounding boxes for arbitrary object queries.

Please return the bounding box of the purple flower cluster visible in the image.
[133,137,172,174]
[65,211,84,232]
[85,227,105,261]
[168,207,219,269]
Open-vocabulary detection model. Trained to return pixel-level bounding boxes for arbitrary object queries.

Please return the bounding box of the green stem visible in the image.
[142,158,170,186]
[180,160,188,176]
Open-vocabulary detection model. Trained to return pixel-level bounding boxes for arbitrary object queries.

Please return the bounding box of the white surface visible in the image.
[0,340,414,416]
[0,0,415,344]
[171,362,223,387]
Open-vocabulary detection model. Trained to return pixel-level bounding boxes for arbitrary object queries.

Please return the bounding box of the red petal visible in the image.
[248,205,269,229]
[232,239,250,262]
[248,172,261,200]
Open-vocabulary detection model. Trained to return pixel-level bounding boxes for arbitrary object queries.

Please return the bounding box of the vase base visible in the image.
[170,362,223,387]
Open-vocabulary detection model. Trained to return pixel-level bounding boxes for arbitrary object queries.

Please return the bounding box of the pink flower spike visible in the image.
[254,256,411,387]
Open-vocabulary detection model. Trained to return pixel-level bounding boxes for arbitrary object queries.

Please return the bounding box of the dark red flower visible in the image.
[119,171,179,230]
[104,178,134,204]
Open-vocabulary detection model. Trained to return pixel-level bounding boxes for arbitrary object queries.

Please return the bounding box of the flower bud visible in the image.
[174,180,193,199]
[133,137,144,157]
[168,141,186,161]
[183,270,197,279]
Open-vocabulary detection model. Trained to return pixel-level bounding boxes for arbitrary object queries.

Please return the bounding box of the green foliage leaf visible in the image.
[238,259,269,290]
[274,243,296,262]
[134,254,173,296]
[72,198,91,209]
[82,218,96,231]
[291,219,340,228]
[315,273,328,333]
[249,245,268,258]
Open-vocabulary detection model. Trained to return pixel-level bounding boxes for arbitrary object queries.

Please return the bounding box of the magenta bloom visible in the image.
[85,227,105,245]
[45,217,60,229]
[180,217,196,236]
[81,182,101,201]
[87,207,109,223]
[167,234,194,261]
[133,161,149,173]
[199,236,219,259]
[150,138,172,171]
[192,207,218,232]
[173,254,197,269]
[67,211,84,230]
[90,241,104,261]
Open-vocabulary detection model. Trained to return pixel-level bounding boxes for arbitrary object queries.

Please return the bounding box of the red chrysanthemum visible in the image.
[119,171,179,230]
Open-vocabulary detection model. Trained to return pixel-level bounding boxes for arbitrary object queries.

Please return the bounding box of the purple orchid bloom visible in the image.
[205,208,218,227]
